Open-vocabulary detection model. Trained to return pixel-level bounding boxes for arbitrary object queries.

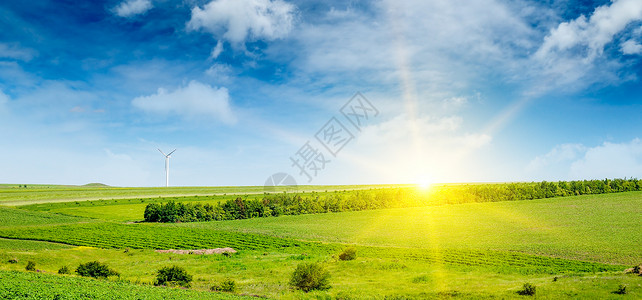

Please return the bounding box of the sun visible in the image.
[415,175,434,191]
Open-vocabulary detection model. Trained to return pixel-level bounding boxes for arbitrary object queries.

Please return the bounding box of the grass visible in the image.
[0,238,71,251]
[0,270,251,299]
[0,222,314,251]
[0,184,393,206]
[0,246,637,299]
[0,206,88,227]
[0,186,640,299]
[180,192,642,265]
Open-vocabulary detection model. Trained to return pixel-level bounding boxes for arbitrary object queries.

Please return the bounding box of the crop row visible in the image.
[0,270,247,300]
[0,221,625,275]
[0,222,310,251]
[359,247,624,274]
[0,206,86,227]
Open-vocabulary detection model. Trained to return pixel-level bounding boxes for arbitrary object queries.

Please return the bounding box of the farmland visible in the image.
[0,184,640,299]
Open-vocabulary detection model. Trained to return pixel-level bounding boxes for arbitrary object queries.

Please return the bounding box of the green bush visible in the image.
[517,283,536,296]
[211,279,236,292]
[58,266,70,274]
[8,258,18,264]
[290,262,331,292]
[25,261,36,271]
[614,284,627,295]
[76,261,119,279]
[154,266,192,287]
[338,247,357,261]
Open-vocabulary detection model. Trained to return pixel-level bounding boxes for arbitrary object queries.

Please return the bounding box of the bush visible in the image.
[614,284,627,295]
[154,266,192,287]
[290,262,331,292]
[8,258,18,264]
[76,261,119,279]
[517,283,536,296]
[211,279,236,292]
[338,247,357,261]
[58,266,70,274]
[25,261,36,271]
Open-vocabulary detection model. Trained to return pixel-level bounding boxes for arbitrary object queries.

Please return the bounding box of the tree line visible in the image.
[143,178,642,223]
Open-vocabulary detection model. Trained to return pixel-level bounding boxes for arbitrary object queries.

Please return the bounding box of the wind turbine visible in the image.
[158,149,176,187]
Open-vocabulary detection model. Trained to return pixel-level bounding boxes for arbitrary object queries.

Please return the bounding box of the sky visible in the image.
[1,0,642,187]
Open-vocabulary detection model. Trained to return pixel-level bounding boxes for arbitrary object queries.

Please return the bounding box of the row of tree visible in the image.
[144,178,642,223]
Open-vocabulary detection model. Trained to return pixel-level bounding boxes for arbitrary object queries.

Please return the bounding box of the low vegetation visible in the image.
[517,283,536,296]
[144,178,642,223]
[0,270,248,299]
[25,261,35,271]
[338,247,357,261]
[75,261,119,279]
[290,262,331,292]
[211,279,237,293]
[1,182,640,299]
[614,284,628,295]
[57,266,70,274]
[155,266,193,287]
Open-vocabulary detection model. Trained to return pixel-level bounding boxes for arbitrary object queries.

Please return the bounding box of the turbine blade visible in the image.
[167,149,176,156]
[158,149,167,156]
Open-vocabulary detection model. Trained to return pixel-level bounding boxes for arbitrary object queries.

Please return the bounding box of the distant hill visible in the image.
[82,183,111,187]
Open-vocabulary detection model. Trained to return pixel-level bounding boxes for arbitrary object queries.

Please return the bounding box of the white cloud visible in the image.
[526,143,586,173]
[527,140,642,180]
[289,0,536,99]
[320,113,493,184]
[0,43,36,61]
[114,0,153,18]
[187,0,296,54]
[536,0,642,61]
[570,139,642,179]
[211,40,224,58]
[621,39,642,54]
[132,80,236,124]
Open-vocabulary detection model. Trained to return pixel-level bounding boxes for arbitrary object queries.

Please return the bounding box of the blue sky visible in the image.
[1,0,642,187]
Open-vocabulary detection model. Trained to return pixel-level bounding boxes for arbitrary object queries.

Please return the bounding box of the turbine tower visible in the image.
[158,149,176,187]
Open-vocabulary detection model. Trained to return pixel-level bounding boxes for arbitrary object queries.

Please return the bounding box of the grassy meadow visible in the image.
[0,184,640,299]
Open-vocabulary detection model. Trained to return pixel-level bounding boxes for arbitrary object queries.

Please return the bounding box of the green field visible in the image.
[0,184,393,206]
[1,185,640,299]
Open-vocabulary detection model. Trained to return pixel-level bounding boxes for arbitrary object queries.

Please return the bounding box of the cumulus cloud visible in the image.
[535,0,642,61]
[291,0,536,99]
[526,144,586,173]
[621,39,642,54]
[187,0,296,54]
[114,0,153,18]
[328,113,493,184]
[570,139,642,179]
[132,80,236,124]
[527,140,642,180]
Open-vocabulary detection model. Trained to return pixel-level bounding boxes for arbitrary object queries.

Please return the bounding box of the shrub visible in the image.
[338,247,357,261]
[211,279,237,292]
[154,266,192,287]
[517,283,536,296]
[614,284,627,295]
[290,262,331,292]
[25,261,36,271]
[58,266,70,274]
[8,258,18,264]
[76,261,119,279]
